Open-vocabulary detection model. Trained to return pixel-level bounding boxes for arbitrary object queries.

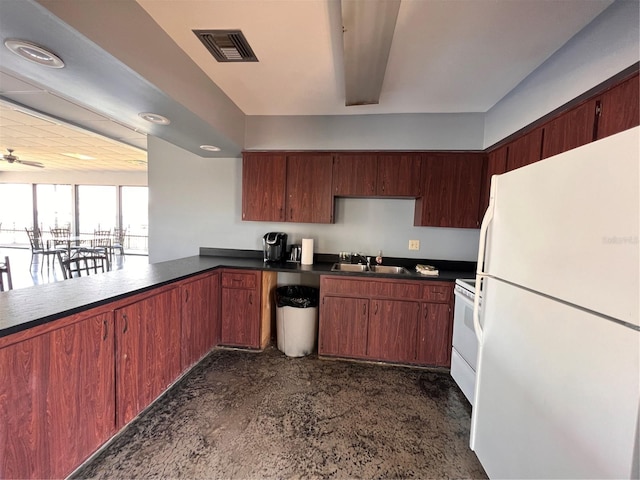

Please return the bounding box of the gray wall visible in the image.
[484,0,640,147]
[246,113,485,150]
[149,1,639,264]
[148,136,481,263]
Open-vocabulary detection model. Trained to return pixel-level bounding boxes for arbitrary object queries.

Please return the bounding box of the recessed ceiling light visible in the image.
[200,144,221,152]
[4,39,65,68]
[138,112,170,125]
[62,153,95,161]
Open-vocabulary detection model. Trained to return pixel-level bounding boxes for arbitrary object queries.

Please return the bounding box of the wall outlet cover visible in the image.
[409,240,420,250]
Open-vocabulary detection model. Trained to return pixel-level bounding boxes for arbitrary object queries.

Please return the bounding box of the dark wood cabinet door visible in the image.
[242,152,286,221]
[506,127,543,171]
[542,100,596,159]
[319,296,369,358]
[220,287,261,347]
[181,272,219,370]
[414,153,484,228]
[480,148,506,219]
[0,313,115,479]
[116,288,181,427]
[367,299,420,363]
[416,302,452,367]
[597,73,640,140]
[286,153,334,223]
[333,153,377,196]
[377,153,422,196]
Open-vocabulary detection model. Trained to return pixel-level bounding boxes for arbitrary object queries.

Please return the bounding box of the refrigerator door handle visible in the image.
[474,181,496,344]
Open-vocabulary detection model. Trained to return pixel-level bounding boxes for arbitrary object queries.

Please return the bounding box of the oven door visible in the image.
[451,285,479,405]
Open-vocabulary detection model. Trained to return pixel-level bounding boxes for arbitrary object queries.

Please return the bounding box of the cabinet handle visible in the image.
[103,319,108,341]
[290,208,293,220]
[423,306,428,319]
[249,293,253,305]
[122,313,128,333]
[185,290,190,303]
[374,302,378,314]
[362,303,366,316]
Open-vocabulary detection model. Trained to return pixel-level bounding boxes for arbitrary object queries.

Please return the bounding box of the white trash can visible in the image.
[275,286,319,357]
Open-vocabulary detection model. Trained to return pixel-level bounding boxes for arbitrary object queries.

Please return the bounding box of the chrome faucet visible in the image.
[353,253,371,269]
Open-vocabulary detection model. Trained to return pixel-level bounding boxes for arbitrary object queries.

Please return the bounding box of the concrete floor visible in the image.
[73,347,487,479]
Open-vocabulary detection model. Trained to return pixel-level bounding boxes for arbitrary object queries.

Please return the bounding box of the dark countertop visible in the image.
[0,249,475,339]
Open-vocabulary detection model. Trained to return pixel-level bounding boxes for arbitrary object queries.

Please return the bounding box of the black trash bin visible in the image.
[275,286,319,357]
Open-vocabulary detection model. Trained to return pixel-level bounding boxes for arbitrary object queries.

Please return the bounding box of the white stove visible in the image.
[451,278,481,405]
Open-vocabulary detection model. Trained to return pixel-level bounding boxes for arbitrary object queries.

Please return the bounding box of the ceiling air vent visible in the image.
[193,29,258,62]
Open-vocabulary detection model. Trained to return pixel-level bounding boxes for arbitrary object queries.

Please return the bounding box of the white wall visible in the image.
[148,136,480,263]
[484,0,640,147]
[0,170,147,186]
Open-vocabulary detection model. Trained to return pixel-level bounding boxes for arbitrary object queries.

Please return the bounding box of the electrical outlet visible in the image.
[408,240,420,251]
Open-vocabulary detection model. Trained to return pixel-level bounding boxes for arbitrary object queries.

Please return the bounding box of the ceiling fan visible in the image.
[1,148,44,168]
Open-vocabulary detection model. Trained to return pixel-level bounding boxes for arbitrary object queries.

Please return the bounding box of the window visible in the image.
[78,185,117,235]
[36,184,72,232]
[121,186,148,253]
[0,183,33,244]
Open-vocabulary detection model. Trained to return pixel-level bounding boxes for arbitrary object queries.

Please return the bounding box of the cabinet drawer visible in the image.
[369,280,422,300]
[321,277,370,296]
[221,271,257,289]
[422,284,452,302]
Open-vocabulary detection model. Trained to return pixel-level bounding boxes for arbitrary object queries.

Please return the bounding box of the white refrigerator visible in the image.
[470,127,639,479]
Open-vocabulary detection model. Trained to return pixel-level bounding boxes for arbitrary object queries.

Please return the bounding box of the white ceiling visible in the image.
[137,0,612,115]
[0,0,615,171]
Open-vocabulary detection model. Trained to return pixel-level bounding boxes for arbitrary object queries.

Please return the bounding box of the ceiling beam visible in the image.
[341,0,401,106]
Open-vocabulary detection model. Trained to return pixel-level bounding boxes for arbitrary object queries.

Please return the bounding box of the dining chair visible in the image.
[0,256,13,291]
[57,250,109,279]
[109,227,127,261]
[25,227,60,272]
[84,230,112,268]
[50,225,71,247]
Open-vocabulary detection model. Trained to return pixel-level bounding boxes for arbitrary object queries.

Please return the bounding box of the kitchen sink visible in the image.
[330,263,410,275]
[331,263,369,272]
[369,265,410,274]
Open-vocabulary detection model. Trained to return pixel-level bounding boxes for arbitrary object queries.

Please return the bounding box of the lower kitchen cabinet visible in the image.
[319,276,453,366]
[367,299,420,363]
[319,295,369,358]
[417,302,453,366]
[0,312,115,479]
[220,269,276,349]
[181,271,220,370]
[115,287,181,427]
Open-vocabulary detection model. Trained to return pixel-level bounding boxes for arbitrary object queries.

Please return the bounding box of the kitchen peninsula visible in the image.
[0,249,473,479]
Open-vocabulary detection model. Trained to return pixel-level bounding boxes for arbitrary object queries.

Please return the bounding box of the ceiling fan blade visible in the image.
[16,159,45,168]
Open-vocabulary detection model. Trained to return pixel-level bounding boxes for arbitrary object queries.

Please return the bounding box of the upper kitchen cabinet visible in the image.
[333,153,377,196]
[377,153,422,197]
[242,153,287,222]
[506,127,543,171]
[596,73,640,140]
[414,153,484,228]
[332,153,421,197]
[286,153,334,223]
[480,146,507,218]
[542,100,597,159]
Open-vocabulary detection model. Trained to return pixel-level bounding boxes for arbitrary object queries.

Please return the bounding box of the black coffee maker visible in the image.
[263,232,288,262]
